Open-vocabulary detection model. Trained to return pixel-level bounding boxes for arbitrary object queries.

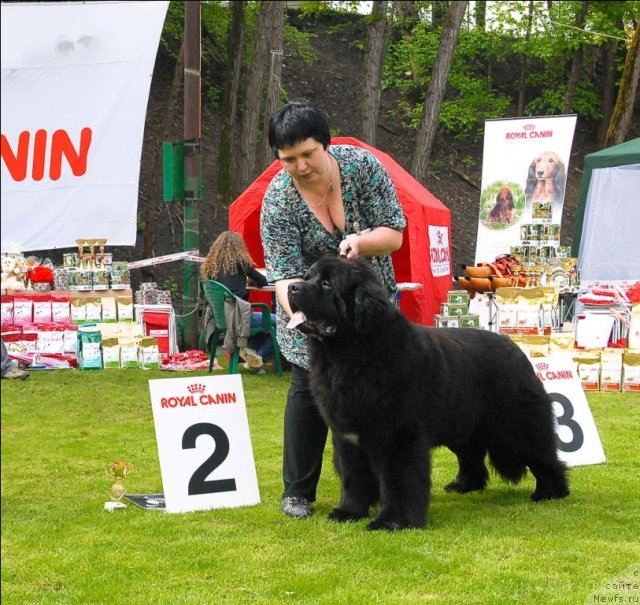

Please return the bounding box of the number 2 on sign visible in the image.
[182,423,237,495]
[549,392,585,453]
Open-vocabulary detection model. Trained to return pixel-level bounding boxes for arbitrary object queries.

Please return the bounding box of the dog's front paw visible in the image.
[328,507,369,523]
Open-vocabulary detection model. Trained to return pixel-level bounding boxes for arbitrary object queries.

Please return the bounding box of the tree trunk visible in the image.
[562,0,589,114]
[393,0,417,23]
[362,0,390,145]
[235,1,277,197]
[432,1,448,30]
[597,36,619,147]
[410,1,467,184]
[262,2,285,169]
[606,21,640,146]
[517,0,534,116]
[217,1,246,206]
[474,0,486,30]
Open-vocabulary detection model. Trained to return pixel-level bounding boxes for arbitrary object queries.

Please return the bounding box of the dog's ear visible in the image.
[555,158,566,188]
[507,190,514,209]
[353,284,389,332]
[525,161,537,198]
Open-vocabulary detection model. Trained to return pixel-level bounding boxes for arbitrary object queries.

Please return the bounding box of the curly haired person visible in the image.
[200,230,276,374]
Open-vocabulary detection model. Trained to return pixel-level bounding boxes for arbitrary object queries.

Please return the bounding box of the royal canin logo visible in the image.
[160,383,237,409]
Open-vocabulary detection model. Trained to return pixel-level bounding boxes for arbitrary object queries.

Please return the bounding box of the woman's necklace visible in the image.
[297,158,333,209]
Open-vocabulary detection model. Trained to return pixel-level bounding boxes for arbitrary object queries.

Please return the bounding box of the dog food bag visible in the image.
[520,335,550,358]
[70,298,87,323]
[101,297,117,323]
[119,337,139,369]
[622,351,640,392]
[77,326,102,370]
[1,294,13,324]
[101,337,121,369]
[85,298,102,323]
[549,333,576,362]
[13,295,33,325]
[138,337,160,370]
[51,293,71,322]
[517,287,549,335]
[117,296,134,322]
[32,293,52,323]
[495,287,520,334]
[575,351,601,391]
[20,326,38,353]
[435,314,460,328]
[539,287,559,334]
[600,349,623,392]
[63,323,78,354]
[35,324,63,355]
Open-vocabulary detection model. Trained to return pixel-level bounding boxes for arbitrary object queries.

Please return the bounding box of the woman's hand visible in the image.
[339,227,403,259]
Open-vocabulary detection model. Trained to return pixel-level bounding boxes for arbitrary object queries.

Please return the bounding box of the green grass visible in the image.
[2,368,639,604]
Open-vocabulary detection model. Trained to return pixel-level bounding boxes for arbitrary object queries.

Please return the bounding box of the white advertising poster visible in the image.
[0,1,169,252]
[149,375,261,514]
[530,356,606,467]
[475,116,577,263]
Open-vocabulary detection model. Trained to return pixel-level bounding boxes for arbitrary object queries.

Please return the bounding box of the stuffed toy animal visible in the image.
[1,254,27,291]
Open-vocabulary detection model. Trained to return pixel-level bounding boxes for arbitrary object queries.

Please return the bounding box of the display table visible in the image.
[1,288,132,298]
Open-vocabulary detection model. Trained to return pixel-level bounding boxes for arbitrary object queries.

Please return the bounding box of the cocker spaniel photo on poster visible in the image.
[479,182,524,230]
[487,186,515,225]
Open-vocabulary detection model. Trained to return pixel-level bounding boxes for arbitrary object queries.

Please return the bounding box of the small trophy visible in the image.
[96,239,107,270]
[105,461,133,511]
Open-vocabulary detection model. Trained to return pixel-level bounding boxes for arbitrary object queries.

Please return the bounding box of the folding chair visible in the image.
[200,279,283,375]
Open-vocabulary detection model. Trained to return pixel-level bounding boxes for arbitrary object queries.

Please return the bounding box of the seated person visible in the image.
[200,231,276,374]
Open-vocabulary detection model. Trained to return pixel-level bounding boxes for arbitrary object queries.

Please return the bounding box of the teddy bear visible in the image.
[1,254,27,291]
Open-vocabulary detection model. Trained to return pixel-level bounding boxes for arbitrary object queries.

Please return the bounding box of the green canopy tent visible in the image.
[572,138,640,280]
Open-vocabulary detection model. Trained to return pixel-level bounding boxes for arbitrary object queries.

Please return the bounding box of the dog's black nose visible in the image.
[289,282,303,294]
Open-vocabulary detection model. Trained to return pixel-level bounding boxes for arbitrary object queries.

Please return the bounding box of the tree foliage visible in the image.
[157,0,638,199]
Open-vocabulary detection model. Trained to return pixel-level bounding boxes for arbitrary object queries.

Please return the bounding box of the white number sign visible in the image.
[148,375,260,513]
[530,356,606,467]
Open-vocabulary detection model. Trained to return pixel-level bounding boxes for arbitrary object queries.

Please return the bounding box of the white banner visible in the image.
[475,116,577,263]
[0,1,169,252]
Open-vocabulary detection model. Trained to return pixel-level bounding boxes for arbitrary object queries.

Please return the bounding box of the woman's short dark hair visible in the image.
[268,102,331,157]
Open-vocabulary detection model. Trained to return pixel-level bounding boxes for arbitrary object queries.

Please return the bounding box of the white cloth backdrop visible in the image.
[578,164,640,280]
[0,1,169,252]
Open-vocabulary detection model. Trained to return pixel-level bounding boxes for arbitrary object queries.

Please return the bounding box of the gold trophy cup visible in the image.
[106,461,133,509]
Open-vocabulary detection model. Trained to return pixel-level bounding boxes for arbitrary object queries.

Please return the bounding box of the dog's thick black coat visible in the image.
[288,257,569,531]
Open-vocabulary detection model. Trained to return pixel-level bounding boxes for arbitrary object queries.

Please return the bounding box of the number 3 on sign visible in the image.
[149,375,260,513]
[530,357,606,467]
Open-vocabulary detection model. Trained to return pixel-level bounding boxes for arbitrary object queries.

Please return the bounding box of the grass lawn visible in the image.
[2,367,639,604]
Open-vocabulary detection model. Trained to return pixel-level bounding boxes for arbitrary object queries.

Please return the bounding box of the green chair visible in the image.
[200,279,283,375]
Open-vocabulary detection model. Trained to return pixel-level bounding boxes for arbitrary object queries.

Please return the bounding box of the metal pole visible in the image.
[182,1,201,350]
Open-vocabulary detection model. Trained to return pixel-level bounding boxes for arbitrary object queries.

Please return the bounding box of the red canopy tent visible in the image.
[228,136,452,326]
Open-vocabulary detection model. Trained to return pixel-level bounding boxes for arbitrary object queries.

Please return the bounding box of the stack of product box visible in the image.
[435,290,481,329]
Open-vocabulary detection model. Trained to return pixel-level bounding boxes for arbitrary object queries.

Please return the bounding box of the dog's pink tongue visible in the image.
[287,311,306,330]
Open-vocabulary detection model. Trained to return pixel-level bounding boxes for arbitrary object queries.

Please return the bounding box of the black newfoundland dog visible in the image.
[287,257,569,531]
